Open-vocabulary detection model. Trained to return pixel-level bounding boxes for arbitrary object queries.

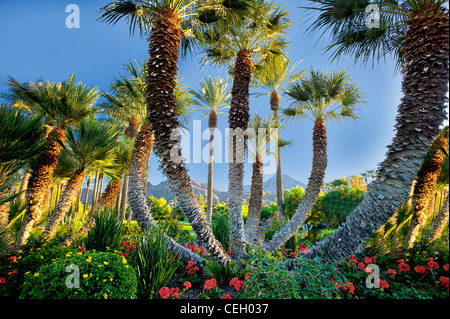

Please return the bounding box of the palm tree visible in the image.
[199,0,290,258]
[0,104,45,229]
[8,75,98,247]
[303,0,449,263]
[253,56,303,222]
[405,126,449,248]
[244,114,276,246]
[42,117,121,241]
[189,76,230,224]
[263,68,363,253]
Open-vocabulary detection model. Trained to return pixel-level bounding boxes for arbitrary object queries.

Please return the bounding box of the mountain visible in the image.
[243,174,306,201]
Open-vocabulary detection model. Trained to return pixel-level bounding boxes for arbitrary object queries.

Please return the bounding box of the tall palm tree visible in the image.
[253,56,303,222]
[8,75,98,247]
[303,0,449,263]
[263,68,363,253]
[189,76,230,225]
[199,0,290,258]
[0,104,45,229]
[42,118,121,241]
[405,126,449,248]
[244,114,276,246]
[97,0,253,263]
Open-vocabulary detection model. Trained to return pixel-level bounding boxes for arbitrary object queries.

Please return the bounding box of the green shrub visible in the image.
[260,202,278,220]
[202,258,237,284]
[147,196,172,220]
[158,218,193,245]
[211,211,230,251]
[84,210,124,252]
[130,228,180,299]
[239,250,344,299]
[20,251,137,299]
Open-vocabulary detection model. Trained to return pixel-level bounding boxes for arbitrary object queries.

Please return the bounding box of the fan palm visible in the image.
[42,117,121,241]
[303,0,449,263]
[199,0,290,258]
[263,68,363,253]
[189,76,230,225]
[7,75,98,247]
[253,56,304,222]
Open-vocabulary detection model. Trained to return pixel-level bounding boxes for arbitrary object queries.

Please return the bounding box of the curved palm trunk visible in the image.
[206,110,217,225]
[82,176,91,221]
[306,5,449,263]
[127,125,204,265]
[120,174,129,220]
[228,49,252,259]
[42,169,85,241]
[264,118,327,253]
[271,93,285,222]
[427,191,449,242]
[145,9,229,264]
[17,126,66,247]
[244,155,264,246]
[405,131,448,249]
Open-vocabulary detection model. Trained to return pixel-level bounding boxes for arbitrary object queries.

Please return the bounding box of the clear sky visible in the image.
[1,0,444,191]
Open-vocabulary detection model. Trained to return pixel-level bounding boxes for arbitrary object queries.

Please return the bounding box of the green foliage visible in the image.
[282,186,304,219]
[0,223,13,259]
[130,228,180,299]
[260,202,278,220]
[147,196,172,220]
[239,250,344,299]
[84,210,125,252]
[211,207,231,251]
[202,258,237,284]
[158,218,193,244]
[20,251,136,299]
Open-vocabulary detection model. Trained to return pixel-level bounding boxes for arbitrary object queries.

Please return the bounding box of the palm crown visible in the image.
[189,76,230,114]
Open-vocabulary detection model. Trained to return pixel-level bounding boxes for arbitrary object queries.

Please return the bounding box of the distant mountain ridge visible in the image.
[81,174,306,204]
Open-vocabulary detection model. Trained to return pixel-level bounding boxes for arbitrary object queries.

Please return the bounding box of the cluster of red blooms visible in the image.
[204,278,217,290]
[0,256,18,284]
[229,277,245,291]
[120,241,135,250]
[330,278,355,295]
[185,260,200,275]
[185,243,205,256]
[159,281,192,299]
[280,244,308,258]
[349,254,378,271]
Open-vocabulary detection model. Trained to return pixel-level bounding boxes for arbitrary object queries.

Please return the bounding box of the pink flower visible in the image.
[183,281,192,290]
[159,287,171,299]
[387,269,397,276]
[222,294,232,299]
[204,278,217,290]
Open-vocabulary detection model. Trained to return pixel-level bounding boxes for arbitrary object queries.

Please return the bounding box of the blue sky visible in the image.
[1,0,437,192]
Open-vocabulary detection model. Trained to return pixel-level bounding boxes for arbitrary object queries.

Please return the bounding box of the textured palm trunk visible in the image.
[82,176,91,221]
[206,110,217,225]
[228,49,252,259]
[405,130,448,248]
[145,9,229,264]
[271,92,285,223]
[127,125,204,265]
[18,171,30,202]
[264,118,327,253]
[17,126,66,247]
[244,155,264,246]
[42,169,85,241]
[427,191,449,242]
[120,174,129,220]
[306,5,449,263]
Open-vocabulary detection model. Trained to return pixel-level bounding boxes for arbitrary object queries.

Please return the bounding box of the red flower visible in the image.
[398,262,410,272]
[170,287,180,299]
[244,272,251,279]
[230,277,245,291]
[427,260,439,271]
[226,250,231,255]
[439,276,449,290]
[443,264,449,272]
[186,260,199,275]
[349,256,358,264]
[7,270,17,276]
[396,259,405,264]
[204,278,217,290]
[290,252,298,258]
[378,279,389,290]
[222,294,232,299]
[298,244,307,252]
[7,256,17,262]
[341,281,355,295]
[387,269,397,276]
[414,265,428,275]
[183,281,192,290]
[357,262,366,271]
[159,287,171,299]
[330,278,340,289]
[280,248,287,255]
[364,256,375,264]
[0,277,5,284]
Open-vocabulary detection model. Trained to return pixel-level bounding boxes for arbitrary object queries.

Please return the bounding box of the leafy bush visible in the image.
[239,250,344,299]
[158,218,193,244]
[147,196,172,220]
[130,228,180,299]
[282,186,305,219]
[211,210,230,251]
[20,251,136,299]
[84,210,124,252]
[202,258,237,284]
[260,202,278,220]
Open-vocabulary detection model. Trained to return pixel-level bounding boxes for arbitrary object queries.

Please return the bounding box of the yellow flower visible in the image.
[122,258,127,264]
[33,272,39,277]
[24,271,30,275]
[110,278,113,281]
[86,257,92,263]
[106,247,110,251]
[103,293,108,299]
[125,265,129,269]
[103,261,108,266]
[103,279,106,282]
[83,274,89,279]
[77,252,82,255]
[66,252,72,257]
[98,264,102,267]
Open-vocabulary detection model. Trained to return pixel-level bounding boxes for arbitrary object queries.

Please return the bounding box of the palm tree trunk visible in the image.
[206,126,216,225]
[228,49,252,259]
[264,118,327,253]
[18,171,30,202]
[17,126,66,247]
[245,155,264,246]
[120,174,129,221]
[115,175,123,219]
[306,6,449,263]
[91,170,99,211]
[82,176,91,221]
[405,130,448,248]
[145,9,229,265]
[42,169,85,241]
[427,190,449,242]
[272,102,285,223]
